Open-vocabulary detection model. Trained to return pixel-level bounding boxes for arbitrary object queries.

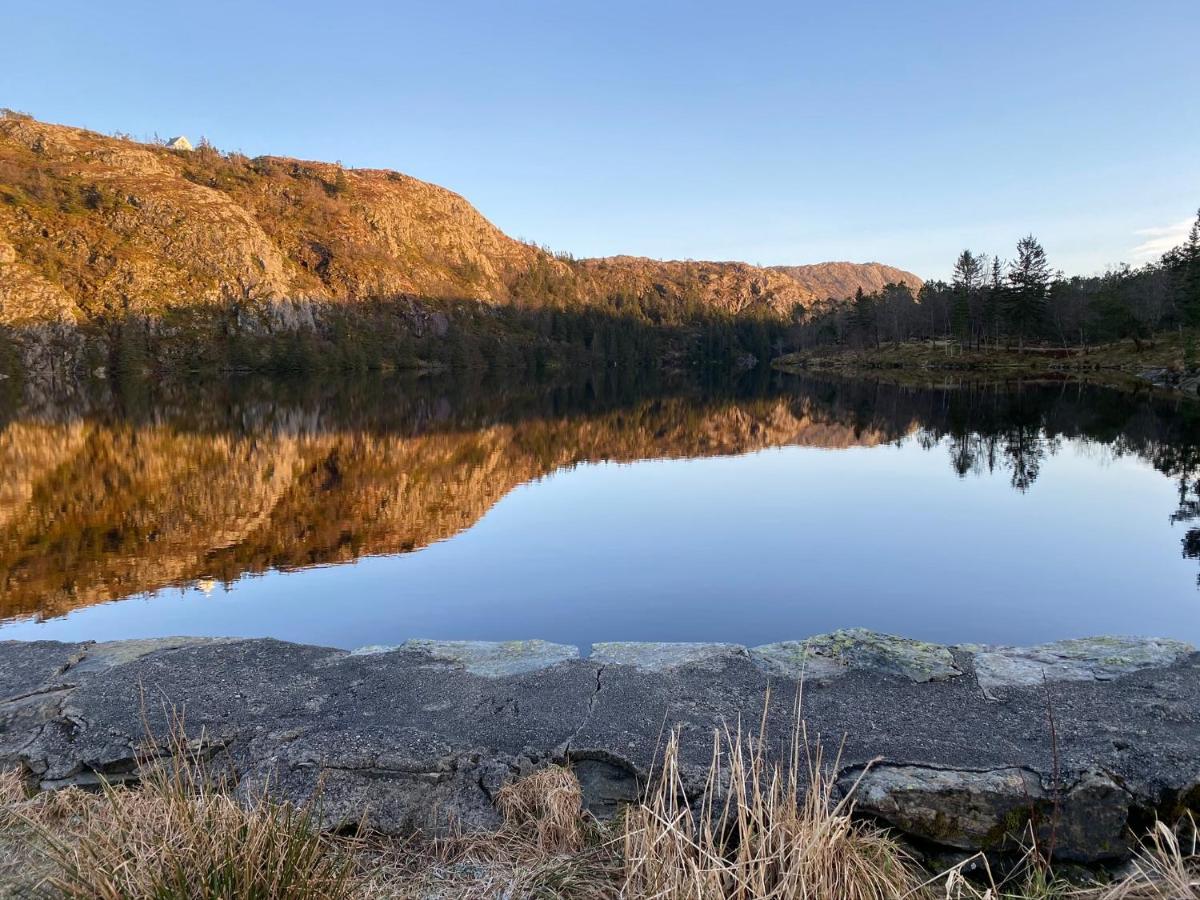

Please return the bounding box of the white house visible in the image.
[166,135,193,151]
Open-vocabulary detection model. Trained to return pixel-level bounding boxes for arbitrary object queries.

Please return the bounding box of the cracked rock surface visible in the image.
[1,632,1197,863]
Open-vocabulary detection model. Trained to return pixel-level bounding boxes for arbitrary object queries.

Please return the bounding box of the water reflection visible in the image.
[0,371,1197,643]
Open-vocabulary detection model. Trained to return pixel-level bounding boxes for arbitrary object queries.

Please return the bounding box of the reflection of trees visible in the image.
[1162,450,1200,584]
[910,376,1200,577]
[928,389,1062,491]
[1175,481,1200,583]
[1003,422,1048,492]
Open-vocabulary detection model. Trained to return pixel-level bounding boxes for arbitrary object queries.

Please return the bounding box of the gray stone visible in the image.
[848,766,1133,862]
[751,628,962,683]
[394,639,580,677]
[65,636,235,677]
[1,634,1197,864]
[972,636,1195,696]
[570,756,642,817]
[1138,366,1200,397]
[590,641,747,671]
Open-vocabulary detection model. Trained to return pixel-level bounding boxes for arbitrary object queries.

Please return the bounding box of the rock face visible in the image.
[0,113,920,327]
[769,261,924,302]
[1,632,1197,864]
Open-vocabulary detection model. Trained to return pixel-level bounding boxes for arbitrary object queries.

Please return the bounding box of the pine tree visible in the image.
[1178,209,1200,326]
[982,256,1005,348]
[1005,235,1051,352]
[852,286,877,347]
[952,250,984,346]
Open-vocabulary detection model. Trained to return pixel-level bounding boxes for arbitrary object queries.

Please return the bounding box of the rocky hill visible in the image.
[0,113,921,330]
[769,262,923,300]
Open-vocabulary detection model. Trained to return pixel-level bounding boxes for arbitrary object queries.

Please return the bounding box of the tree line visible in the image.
[790,209,1200,352]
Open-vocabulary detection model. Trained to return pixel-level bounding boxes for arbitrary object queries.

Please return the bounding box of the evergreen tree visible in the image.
[1005,235,1050,351]
[1174,209,1200,326]
[951,250,984,346]
[852,286,877,347]
[982,256,1005,348]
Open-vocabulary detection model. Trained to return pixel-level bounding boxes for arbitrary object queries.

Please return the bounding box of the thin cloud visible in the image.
[1131,218,1192,258]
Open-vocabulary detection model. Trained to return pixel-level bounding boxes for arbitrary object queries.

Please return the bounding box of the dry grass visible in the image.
[0,768,25,806]
[622,690,923,900]
[1093,816,1199,899]
[2,725,1198,899]
[355,833,619,900]
[936,844,1073,900]
[933,816,1200,900]
[2,736,355,900]
[355,767,618,900]
[495,764,585,853]
[1,755,616,900]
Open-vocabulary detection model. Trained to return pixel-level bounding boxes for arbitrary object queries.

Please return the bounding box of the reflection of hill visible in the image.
[0,386,906,622]
[2,373,1195,624]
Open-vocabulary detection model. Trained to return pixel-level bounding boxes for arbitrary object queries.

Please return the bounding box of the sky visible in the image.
[2,0,1197,280]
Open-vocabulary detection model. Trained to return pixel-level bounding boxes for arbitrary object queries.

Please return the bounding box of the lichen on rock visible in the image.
[589,642,747,671]
[394,639,580,677]
[750,628,962,683]
[971,636,1195,695]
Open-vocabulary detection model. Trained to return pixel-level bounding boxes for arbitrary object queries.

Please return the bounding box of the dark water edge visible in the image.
[1,367,1198,646]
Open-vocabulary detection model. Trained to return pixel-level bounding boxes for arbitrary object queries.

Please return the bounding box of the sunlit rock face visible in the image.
[0,114,921,330]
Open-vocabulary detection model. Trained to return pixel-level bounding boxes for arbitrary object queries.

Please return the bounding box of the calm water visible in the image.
[1,373,1197,649]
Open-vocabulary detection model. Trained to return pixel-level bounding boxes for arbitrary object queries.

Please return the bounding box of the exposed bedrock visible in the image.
[1,631,1197,863]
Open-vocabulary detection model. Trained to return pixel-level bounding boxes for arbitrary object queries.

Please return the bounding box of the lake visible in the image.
[1,372,1197,650]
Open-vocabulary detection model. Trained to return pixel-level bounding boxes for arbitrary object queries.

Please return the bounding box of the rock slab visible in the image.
[1,632,1198,864]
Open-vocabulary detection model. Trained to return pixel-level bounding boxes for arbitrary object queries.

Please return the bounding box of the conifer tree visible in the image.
[952,250,984,346]
[1005,235,1050,351]
[1178,209,1200,325]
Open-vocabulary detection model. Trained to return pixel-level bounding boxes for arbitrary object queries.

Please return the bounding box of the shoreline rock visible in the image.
[1,631,1197,864]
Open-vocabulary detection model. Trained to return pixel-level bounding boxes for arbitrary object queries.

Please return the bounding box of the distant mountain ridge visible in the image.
[770,262,923,301]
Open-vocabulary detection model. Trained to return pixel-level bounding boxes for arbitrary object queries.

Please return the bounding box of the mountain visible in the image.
[769,262,923,301]
[0,113,921,331]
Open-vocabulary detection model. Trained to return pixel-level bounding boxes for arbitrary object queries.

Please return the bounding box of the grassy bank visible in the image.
[772,332,1200,395]
[2,716,1196,899]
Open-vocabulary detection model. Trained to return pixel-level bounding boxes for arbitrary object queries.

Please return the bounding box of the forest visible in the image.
[789,210,1200,352]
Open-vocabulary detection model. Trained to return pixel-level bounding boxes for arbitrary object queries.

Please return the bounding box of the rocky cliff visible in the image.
[0,113,921,329]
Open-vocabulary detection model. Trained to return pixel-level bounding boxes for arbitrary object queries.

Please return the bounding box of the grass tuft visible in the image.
[0,767,27,806]
[13,731,355,900]
[622,688,923,900]
[495,764,586,854]
[1093,815,1199,899]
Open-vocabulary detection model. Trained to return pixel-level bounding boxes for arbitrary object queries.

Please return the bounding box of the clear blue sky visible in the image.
[3,0,1197,279]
